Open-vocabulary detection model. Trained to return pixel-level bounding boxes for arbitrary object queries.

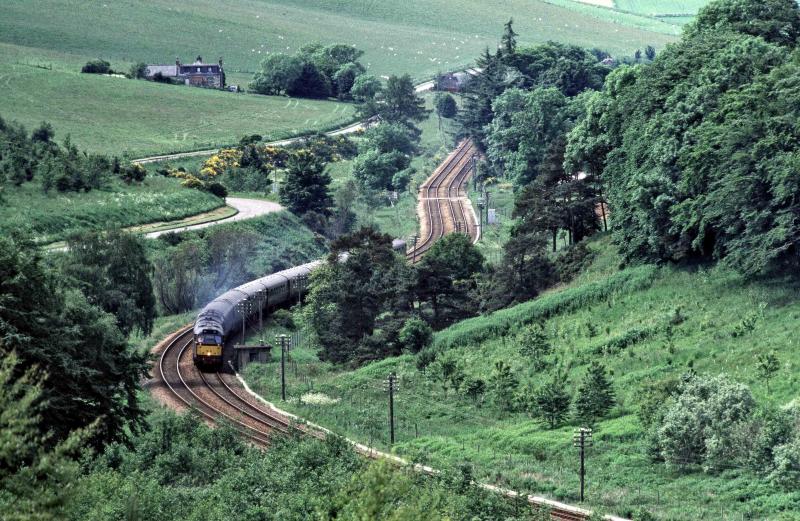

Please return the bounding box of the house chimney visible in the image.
[176,56,181,67]
[196,55,203,64]
[218,56,223,67]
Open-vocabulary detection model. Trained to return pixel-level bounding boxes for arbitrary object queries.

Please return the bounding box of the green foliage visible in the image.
[488,360,519,412]
[350,74,383,101]
[362,74,428,129]
[306,227,411,364]
[80,59,112,74]
[756,351,781,393]
[280,149,333,216]
[0,354,84,521]
[434,92,458,119]
[415,233,484,328]
[574,361,616,426]
[352,149,411,192]
[655,373,755,470]
[530,372,572,428]
[151,212,324,313]
[517,323,552,371]
[250,42,365,99]
[398,317,433,353]
[0,235,148,448]
[63,229,156,336]
[569,0,800,274]
[687,0,800,47]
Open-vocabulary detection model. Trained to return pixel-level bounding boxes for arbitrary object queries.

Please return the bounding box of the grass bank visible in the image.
[243,236,800,519]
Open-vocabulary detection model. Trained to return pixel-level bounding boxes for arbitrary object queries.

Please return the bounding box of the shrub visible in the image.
[272,309,295,330]
[81,59,112,74]
[205,181,228,199]
[398,317,433,353]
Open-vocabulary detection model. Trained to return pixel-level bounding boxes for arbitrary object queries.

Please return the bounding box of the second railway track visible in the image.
[156,327,304,446]
[408,139,479,261]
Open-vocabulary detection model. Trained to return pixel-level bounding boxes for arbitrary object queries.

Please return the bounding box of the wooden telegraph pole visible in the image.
[276,334,291,401]
[573,427,593,502]
[383,373,398,445]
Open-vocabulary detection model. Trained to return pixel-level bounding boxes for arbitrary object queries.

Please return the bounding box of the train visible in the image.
[192,260,322,368]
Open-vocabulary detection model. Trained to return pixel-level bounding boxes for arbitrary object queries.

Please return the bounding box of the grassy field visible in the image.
[614,0,709,16]
[1,0,676,81]
[0,0,678,158]
[0,43,355,158]
[243,236,800,519]
[0,176,224,244]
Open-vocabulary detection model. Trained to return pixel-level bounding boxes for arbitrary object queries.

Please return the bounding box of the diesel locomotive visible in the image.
[192,260,321,368]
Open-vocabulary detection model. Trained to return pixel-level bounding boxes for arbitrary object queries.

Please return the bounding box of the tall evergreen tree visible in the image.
[533,373,572,428]
[574,361,616,426]
[500,18,518,58]
[279,150,332,216]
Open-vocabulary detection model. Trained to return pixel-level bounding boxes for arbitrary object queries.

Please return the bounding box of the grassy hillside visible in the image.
[0,43,355,157]
[0,176,223,244]
[1,0,675,80]
[244,236,800,519]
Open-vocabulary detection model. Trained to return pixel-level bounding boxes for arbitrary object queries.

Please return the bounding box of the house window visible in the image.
[197,67,201,72]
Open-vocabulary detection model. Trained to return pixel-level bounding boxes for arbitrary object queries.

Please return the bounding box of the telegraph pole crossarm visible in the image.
[573,427,593,502]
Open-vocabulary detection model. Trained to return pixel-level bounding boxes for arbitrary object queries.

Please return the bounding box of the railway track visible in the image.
[407,139,479,261]
[152,326,625,521]
[156,327,303,446]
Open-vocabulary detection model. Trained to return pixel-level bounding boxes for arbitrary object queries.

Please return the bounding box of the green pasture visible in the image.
[0,43,355,158]
[1,0,675,81]
[0,176,223,244]
[244,236,800,519]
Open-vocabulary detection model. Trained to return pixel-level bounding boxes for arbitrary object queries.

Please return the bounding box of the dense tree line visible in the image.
[0,116,144,194]
[250,43,377,100]
[566,0,800,275]
[306,228,483,365]
[0,234,149,449]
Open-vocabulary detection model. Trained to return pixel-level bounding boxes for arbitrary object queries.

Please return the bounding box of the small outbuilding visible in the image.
[233,343,272,372]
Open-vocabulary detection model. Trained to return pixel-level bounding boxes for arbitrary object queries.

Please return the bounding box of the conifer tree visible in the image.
[534,373,572,428]
[574,361,616,426]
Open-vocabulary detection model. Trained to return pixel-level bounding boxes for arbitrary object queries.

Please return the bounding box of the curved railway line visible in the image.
[156,326,305,446]
[407,139,479,261]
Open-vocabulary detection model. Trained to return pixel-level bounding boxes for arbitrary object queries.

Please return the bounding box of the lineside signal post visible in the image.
[383,373,398,445]
[276,334,291,401]
[573,427,593,502]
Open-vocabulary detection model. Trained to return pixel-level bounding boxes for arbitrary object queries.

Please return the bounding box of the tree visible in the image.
[645,45,656,61]
[31,122,54,143]
[333,62,362,98]
[81,59,111,74]
[363,123,418,155]
[569,1,800,274]
[655,373,756,470]
[152,239,205,313]
[533,373,572,428]
[249,54,303,95]
[398,317,433,353]
[756,351,780,393]
[486,226,554,310]
[130,62,148,79]
[517,323,552,371]
[634,49,642,62]
[351,74,382,101]
[279,150,332,215]
[63,230,156,336]
[574,361,615,426]
[351,149,410,192]
[688,0,800,47]
[288,61,331,98]
[414,233,484,327]
[0,353,85,521]
[306,227,410,364]
[434,92,458,119]
[0,236,149,448]
[372,74,428,127]
[488,361,519,412]
[500,18,518,58]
